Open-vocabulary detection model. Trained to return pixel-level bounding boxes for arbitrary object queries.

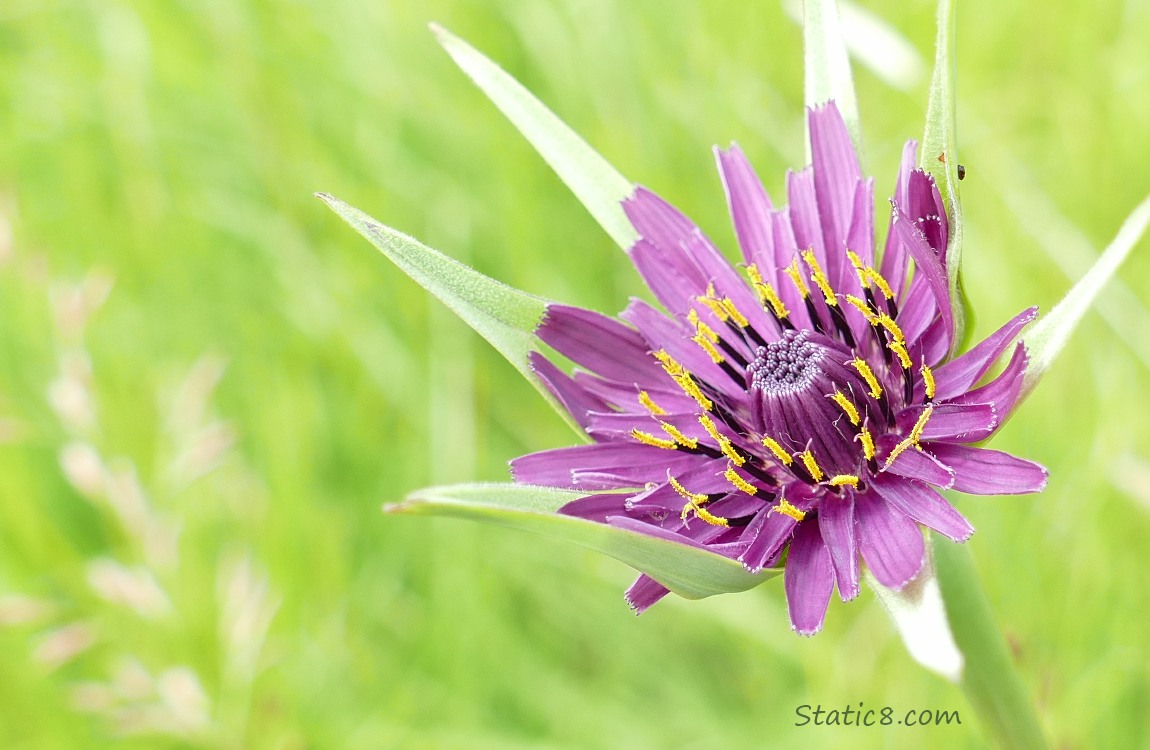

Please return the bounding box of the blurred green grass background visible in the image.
[0,0,1148,747]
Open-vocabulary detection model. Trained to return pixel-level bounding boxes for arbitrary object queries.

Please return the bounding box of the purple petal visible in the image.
[925,444,1049,495]
[896,279,938,345]
[881,438,955,489]
[845,177,876,267]
[715,144,778,270]
[855,491,926,589]
[818,495,859,601]
[628,238,709,315]
[529,352,610,429]
[933,307,1038,401]
[809,102,863,290]
[537,305,654,383]
[879,140,919,298]
[871,475,974,542]
[558,493,629,523]
[945,344,1028,423]
[889,201,954,350]
[787,167,828,279]
[784,519,835,635]
[906,169,949,262]
[625,574,670,613]
[905,402,1000,442]
[738,493,816,571]
[510,442,704,490]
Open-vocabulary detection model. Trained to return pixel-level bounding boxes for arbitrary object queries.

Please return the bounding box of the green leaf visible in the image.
[865,537,963,683]
[918,0,969,350]
[317,193,586,437]
[389,483,779,601]
[431,24,638,251]
[803,0,861,151]
[1021,193,1150,397]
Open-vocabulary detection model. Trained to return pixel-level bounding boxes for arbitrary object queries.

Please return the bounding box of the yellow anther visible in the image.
[654,351,713,410]
[801,249,838,307]
[700,414,746,466]
[909,405,933,444]
[844,294,878,324]
[850,358,883,399]
[761,435,793,466]
[638,390,667,415]
[660,421,698,449]
[771,499,806,522]
[875,313,906,344]
[846,249,869,288]
[720,297,749,328]
[888,339,913,370]
[858,427,876,461]
[692,331,725,364]
[830,391,861,426]
[827,474,860,488]
[697,284,730,321]
[724,465,759,496]
[865,267,895,300]
[669,475,709,505]
[785,258,810,299]
[761,283,790,319]
[921,364,936,400]
[630,428,678,450]
[693,505,730,527]
[882,407,933,470]
[799,450,825,482]
[745,263,765,288]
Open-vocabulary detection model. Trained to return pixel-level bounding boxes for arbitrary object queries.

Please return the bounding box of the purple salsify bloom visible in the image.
[511,101,1047,636]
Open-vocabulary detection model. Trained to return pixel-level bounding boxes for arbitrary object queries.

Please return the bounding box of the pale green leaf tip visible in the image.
[867,543,964,683]
[1021,192,1150,395]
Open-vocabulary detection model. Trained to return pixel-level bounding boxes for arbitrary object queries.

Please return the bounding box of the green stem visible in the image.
[933,539,1047,749]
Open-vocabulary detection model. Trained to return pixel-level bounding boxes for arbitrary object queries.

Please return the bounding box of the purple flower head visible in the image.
[512,102,1048,635]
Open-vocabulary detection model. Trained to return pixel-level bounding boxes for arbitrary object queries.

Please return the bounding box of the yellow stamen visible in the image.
[830,390,861,426]
[720,297,749,328]
[692,331,725,363]
[654,350,713,410]
[875,313,906,344]
[638,390,667,415]
[761,435,793,466]
[724,465,759,496]
[921,364,936,400]
[697,284,730,321]
[883,340,910,370]
[850,357,883,399]
[785,258,810,299]
[630,428,678,450]
[660,421,698,449]
[670,475,708,505]
[858,426,876,461]
[865,267,895,300]
[801,249,838,307]
[882,406,933,469]
[844,294,878,324]
[700,414,745,466]
[694,505,730,527]
[799,450,825,482]
[827,474,860,488]
[909,405,933,444]
[846,249,869,288]
[772,499,806,522]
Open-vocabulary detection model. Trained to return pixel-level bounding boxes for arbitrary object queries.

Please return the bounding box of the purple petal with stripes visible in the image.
[933,307,1038,401]
[529,352,610,429]
[784,519,835,635]
[871,475,974,542]
[925,444,1049,495]
[818,495,860,601]
[855,491,926,589]
[538,305,654,383]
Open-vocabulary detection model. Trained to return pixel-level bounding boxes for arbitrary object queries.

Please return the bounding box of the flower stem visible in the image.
[933,539,1048,749]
